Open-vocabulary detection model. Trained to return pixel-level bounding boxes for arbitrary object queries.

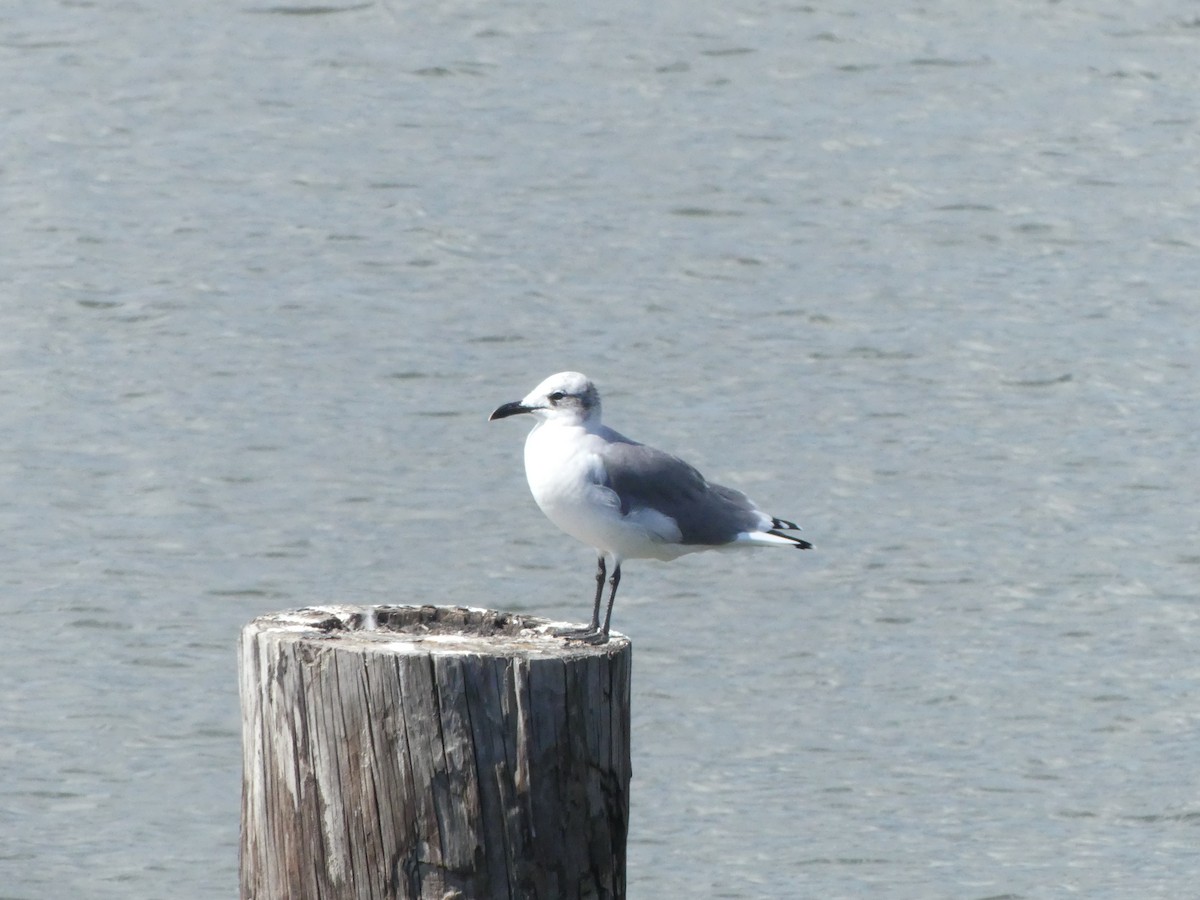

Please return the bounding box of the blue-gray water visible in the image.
[3,1,1198,897]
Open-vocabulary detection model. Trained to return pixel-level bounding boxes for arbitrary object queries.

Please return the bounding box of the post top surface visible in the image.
[243,604,630,658]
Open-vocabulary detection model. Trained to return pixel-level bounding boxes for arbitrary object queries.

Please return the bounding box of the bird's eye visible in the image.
[548,391,565,402]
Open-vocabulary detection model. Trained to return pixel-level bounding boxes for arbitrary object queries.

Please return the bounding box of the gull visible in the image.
[489,371,812,643]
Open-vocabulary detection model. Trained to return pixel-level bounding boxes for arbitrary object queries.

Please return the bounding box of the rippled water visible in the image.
[3,0,1198,897]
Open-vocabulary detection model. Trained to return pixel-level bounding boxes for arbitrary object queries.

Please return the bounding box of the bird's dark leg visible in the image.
[589,555,606,631]
[599,563,621,638]
[554,555,608,641]
[558,559,621,645]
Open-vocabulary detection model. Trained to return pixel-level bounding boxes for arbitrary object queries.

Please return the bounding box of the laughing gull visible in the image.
[489,371,812,643]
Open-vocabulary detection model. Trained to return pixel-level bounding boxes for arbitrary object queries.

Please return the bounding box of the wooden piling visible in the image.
[239,604,632,900]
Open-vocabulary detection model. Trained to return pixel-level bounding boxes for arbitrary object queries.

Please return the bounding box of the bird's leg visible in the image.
[600,564,621,638]
[554,556,607,640]
[589,555,606,631]
[572,564,621,644]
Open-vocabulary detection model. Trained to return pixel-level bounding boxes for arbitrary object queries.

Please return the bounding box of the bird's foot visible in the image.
[552,625,609,645]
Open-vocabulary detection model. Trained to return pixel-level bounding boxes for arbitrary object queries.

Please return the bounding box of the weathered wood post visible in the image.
[239,604,631,900]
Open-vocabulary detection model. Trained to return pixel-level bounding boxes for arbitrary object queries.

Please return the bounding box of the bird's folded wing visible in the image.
[596,442,768,545]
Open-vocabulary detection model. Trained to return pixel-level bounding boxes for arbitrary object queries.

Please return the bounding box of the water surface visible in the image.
[2,0,1198,896]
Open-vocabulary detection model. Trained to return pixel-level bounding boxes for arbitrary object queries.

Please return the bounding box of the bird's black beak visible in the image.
[489,401,531,421]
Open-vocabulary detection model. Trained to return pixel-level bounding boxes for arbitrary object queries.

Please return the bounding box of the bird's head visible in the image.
[489,371,601,426]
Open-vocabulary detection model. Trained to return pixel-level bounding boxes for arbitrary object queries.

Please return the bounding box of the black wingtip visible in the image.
[767,529,814,549]
[771,517,802,531]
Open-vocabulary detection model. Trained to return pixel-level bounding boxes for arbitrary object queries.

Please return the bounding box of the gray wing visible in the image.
[597,440,768,545]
